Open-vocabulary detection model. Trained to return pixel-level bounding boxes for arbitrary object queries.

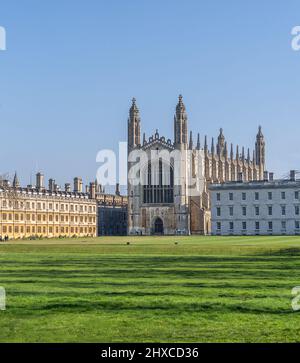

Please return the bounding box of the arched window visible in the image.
[143,159,174,204]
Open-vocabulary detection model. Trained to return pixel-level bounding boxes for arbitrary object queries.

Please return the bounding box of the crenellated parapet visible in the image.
[142,130,174,151]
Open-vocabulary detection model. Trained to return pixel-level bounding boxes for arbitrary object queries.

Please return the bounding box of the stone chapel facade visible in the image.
[127,95,266,235]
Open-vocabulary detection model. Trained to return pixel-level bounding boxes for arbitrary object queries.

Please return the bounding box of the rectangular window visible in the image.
[295,221,300,229]
[295,206,300,216]
[255,192,259,200]
[268,206,272,216]
[268,192,272,200]
[242,206,247,216]
[216,207,221,217]
[242,193,246,201]
[217,222,221,230]
[216,193,220,201]
[229,222,234,230]
[242,221,246,230]
[281,221,286,229]
[229,206,233,216]
[295,191,299,200]
[255,206,259,216]
[255,221,260,230]
[268,221,273,230]
[281,206,286,216]
[281,191,286,200]
[229,193,233,201]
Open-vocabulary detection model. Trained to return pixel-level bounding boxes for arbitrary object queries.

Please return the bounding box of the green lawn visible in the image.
[0,235,300,342]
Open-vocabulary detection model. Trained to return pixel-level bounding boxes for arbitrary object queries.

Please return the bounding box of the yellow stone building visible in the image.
[0,173,97,239]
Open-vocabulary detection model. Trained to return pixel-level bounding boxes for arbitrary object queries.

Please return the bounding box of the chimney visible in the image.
[290,170,296,181]
[263,171,269,181]
[49,178,55,192]
[269,172,274,181]
[116,183,120,196]
[36,172,44,190]
[237,172,243,182]
[89,182,96,199]
[65,183,71,192]
[74,177,83,193]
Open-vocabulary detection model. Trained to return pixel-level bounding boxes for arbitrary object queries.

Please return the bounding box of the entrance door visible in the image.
[154,217,164,235]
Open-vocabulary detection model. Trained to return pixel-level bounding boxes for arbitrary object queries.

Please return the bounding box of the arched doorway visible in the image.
[154,217,164,235]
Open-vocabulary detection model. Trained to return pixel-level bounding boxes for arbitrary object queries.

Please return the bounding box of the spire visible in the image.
[176,94,185,113]
[247,148,250,163]
[253,149,256,165]
[143,132,146,144]
[204,135,208,153]
[197,133,200,150]
[189,131,193,150]
[211,137,215,155]
[242,147,245,162]
[217,128,225,156]
[12,172,20,188]
[236,145,239,161]
[224,141,228,159]
[174,94,188,147]
[257,125,263,138]
[230,143,234,160]
[130,97,139,118]
[128,97,141,149]
[255,125,265,167]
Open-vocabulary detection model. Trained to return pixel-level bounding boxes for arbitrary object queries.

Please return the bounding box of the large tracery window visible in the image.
[143,159,174,204]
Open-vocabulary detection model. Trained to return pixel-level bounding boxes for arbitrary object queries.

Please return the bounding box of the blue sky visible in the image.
[0,0,300,188]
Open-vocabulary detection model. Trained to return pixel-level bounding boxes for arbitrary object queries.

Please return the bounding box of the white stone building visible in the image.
[127,95,266,235]
[127,96,206,235]
[210,171,300,236]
